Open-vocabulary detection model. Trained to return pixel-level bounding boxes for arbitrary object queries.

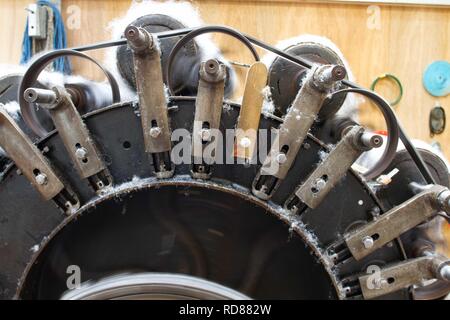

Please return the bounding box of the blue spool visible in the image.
[423,60,450,97]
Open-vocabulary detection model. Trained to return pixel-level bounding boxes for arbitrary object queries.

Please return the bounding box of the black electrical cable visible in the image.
[165,25,260,95]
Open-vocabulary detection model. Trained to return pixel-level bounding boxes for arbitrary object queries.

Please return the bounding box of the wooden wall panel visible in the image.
[0,0,449,159]
[0,0,30,64]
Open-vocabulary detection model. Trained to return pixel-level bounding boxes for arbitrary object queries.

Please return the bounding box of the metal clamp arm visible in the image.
[0,107,79,213]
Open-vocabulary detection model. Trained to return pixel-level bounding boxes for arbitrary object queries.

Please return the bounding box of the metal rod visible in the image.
[23,88,57,104]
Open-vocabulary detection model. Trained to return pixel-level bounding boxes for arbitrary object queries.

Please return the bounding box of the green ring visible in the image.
[370,73,403,106]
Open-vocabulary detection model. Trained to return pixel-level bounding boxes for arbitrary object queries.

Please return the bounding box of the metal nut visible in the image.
[373,278,388,289]
[239,137,251,148]
[315,178,327,190]
[75,147,88,160]
[150,127,162,138]
[35,173,48,186]
[275,153,287,164]
[362,236,374,249]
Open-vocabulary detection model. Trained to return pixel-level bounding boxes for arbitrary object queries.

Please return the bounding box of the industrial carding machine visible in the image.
[0,15,449,300]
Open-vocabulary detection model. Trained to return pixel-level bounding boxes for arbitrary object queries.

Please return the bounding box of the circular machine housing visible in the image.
[0,98,409,300]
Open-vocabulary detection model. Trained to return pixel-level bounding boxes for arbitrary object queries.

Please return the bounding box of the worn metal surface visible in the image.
[0,108,64,200]
[117,14,198,93]
[345,185,449,261]
[25,87,110,188]
[126,27,172,154]
[252,64,346,199]
[235,62,268,160]
[18,49,121,138]
[289,125,382,210]
[192,59,226,177]
[267,42,348,118]
[359,256,448,299]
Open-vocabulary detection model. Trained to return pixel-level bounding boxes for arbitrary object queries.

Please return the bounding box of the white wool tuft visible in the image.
[261,85,275,114]
[0,63,101,91]
[108,0,222,59]
[0,64,27,79]
[1,101,20,121]
[261,34,361,120]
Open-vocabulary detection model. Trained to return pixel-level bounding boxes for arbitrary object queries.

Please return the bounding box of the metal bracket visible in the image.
[191,59,226,179]
[344,184,450,261]
[24,87,112,194]
[285,125,382,213]
[359,256,450,300]
[0,106,79,214]
[125,26,173,178]
[26,3,48,39]
[252,64,346,200]
[234,62,268,161]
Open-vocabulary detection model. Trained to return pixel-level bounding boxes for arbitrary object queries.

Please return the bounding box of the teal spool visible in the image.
[423,60,450,97]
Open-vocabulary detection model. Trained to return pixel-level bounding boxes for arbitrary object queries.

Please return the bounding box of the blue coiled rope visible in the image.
[20,0,71,74]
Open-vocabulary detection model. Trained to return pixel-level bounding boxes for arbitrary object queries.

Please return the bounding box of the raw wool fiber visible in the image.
[104,0,236,100]
[0,63,112,101]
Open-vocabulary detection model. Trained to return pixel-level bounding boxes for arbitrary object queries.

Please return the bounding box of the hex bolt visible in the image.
[275,153,287,164]
[315,178,327,190]
[374,278,388,289]
[239,137,251,148]
[440,265,450,281]
[35,173,48,186]
[370,206,381,218]
[199,128,211,142]
[75,147,88,160]
[362,236,374,249]
[150,127,162,138]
